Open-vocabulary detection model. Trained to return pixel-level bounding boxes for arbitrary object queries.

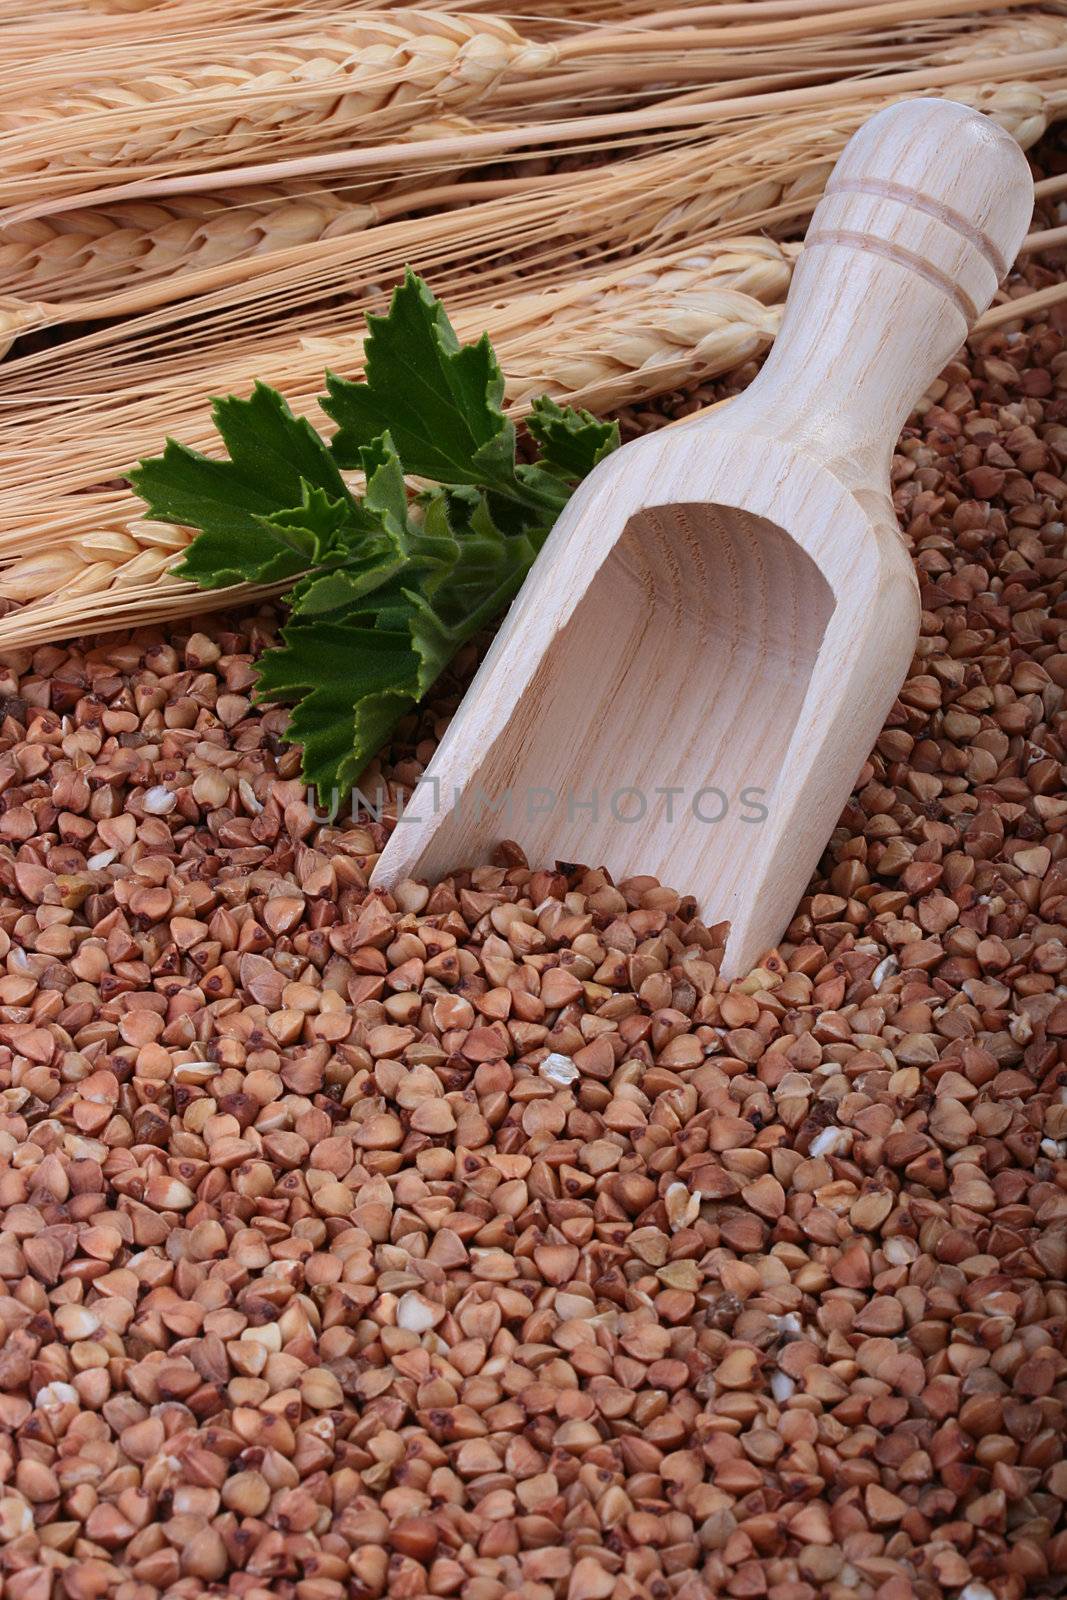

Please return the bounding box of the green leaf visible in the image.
[171,483,356,589]
[324,269,517,490]
[357,435,457,575]
[169,526,308,590]
[132,272,620,803]
[360,434,416,538]
[404,591,456,700]
[132,382,350,535]
[261,484,353,560]
[258,493,541,796]
[527,395,620,479]
[256,621,420,797]
[428,492,545,631]
[289,565,394,617]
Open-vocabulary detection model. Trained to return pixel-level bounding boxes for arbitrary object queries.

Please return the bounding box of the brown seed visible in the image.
[715,1348,760,1389]
[221,1471,271,1517]
[741,1173,786,1219]
[144,1176,196,1211]
[866,1484,907,1526]
[388,1517,439,1560]
[312,1180,354,1217]
[352,1113,403,1149]
[301,1368,343,1409]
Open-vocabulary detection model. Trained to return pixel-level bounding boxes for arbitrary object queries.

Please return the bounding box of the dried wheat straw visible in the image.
[2,234,1054,652]
[0,12,554,210]
[0,162,499,323]
[0,143,782,348]
[975,279,1067,328]
[0,0,898,14]
[0,185,378,306]
[30,28,1062,223]
[0,8,1053,359]
[1019,222,1067,253]
[0,9,1008,337]
[0,6,1058,643]
[0,114,859,370]
[0,1,1015,222]
[4,230,1059,654]
[2,42,1056,370]
[0,0,1024,46]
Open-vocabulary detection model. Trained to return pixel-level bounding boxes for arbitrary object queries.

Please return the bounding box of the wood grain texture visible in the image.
[372,98,1034,977]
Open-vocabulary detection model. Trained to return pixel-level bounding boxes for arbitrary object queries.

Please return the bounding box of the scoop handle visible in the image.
[739,98,1033,473]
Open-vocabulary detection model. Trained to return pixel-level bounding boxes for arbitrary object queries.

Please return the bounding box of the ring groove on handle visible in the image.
[804,229,978,324]
[727,99,1035,474]
[823,176,1008,276]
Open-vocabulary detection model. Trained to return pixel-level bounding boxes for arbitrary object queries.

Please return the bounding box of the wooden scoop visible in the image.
[373,98,1033,976]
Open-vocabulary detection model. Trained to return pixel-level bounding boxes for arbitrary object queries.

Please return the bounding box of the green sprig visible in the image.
[131,269,619,800]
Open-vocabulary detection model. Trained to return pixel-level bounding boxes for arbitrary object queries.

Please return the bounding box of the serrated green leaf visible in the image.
[324,269,518,490]
[134,272,619,802]
[212,383,350,505]
[256,620,417,701]
[403,590,456,700]
[359,434,457,575]
[289,566,393,617]
[359,432,416,539]
[133,381,350,536]
[294,686,417,800]
[171,526,309,590]
[173,482,359,589]
[256,621,420,796]
[430,496,545,631]
[260,483,353,561]
[527,395,620,478]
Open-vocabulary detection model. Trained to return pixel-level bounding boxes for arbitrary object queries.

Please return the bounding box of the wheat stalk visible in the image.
[23,21,1062,226]
[0,163,494,327]
[0,234,791,473]
[0,143,771,346]
[0,184,377,305]
[2,43,1058,372]
[0,12,555,211]
[0,241,790,550]
[0,0,797,14]
[0,103,871,384]
[0,105,509,343]
[0,6,1055,357]
[0,23,991,335]
[0,0,1022,49]
[3,225,1061,652]
[1,2,1047,222]
[0,6,1059,643]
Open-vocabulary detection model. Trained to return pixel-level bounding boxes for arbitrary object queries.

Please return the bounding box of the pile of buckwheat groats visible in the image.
[2,291,1067,1600]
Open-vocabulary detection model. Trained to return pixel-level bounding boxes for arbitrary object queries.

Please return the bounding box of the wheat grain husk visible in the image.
[0,184,379,306]
[24,24,1062,223]
[3,243,1053,655]
[0,6,1061,642]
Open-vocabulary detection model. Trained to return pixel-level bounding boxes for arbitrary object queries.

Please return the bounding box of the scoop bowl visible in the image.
[373,98,1033,976]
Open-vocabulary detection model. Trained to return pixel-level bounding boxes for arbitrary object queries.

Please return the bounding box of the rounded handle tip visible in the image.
[811,98,1033,316]
[740,98,1035,473]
